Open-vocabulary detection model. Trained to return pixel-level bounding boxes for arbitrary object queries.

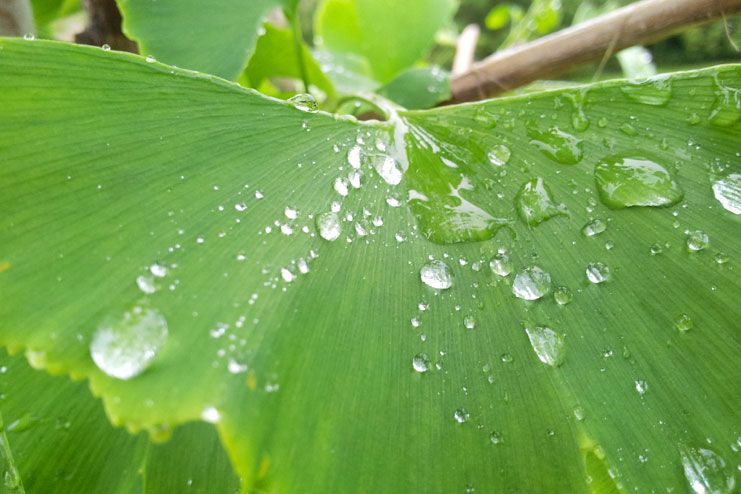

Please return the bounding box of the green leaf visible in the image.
[1,39,740,492]
[243,23,335,98]
[0,351,239,493]
[30,0,79,35]
[485,4,523,31]
[377,66,450,109]
[314,0,457,82]
[115,0,286,80]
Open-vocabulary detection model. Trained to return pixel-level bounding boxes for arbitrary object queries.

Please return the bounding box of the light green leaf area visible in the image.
[377,66,451,110]
[242,23,335,98]
[30,0,79,36]
[314,0,457,83]
[115,0,286,80]
[0,351,239,493]
[1,39,740,493]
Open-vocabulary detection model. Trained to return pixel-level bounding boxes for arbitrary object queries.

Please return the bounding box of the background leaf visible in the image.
[1,39,739,493]
[314,0,457,83]
[377,66,451,110]
[115,0,288,79]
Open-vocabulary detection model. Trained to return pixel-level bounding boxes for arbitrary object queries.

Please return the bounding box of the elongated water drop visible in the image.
[620,77,672,106]
[712,173,740,214]
[90,305,168,380]
[594,155,683,209]
[581,219,607,237]
[420,260,453,290]
[525,326,565,367]
[287,93,318,113]
[680,447,736,494]
[512,266,551,300]
[586,262,610,284]
[528,126,583,164]
[317,212,341,241]
[515,177,567,226]
[373,155,403,185]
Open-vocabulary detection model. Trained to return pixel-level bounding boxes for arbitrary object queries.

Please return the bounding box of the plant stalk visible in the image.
[289,10,311,94]
[449,0,741,104]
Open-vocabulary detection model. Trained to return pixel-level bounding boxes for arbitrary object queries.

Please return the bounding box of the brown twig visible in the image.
[449,0,741,104]
[452,24,480,76]
[75,0,136,52]
[0,0,34,37]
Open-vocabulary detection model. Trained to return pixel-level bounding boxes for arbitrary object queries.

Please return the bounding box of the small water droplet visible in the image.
[280,268,295,283]
[136,274,156,294]
[489,252,512,277]
[317,212,341,241]
[512,266,551,300]
[686,231,709,252]
[553,286,572,305]
[347,146,362,168]
[488,144,511,167]
[634,379,648,396]
[586,262,611,284]
[101,43,111,51]
[90,305,168,380]
[149,263,167,278]
[500,353,513,363]
[334,177,349,196]
[23,33,35,41]
[515,177,568,226]
[525,325,565,367]
[573,406,585,421]
[714,252,729,265]
[228,358,248,374]
[649,243,663,255]
[712,173,740,215]
[453,408,469,424]
[581,219,607,237]
[674,313,693,332]
[412,353,431,373]
[464,315,476,330]
[489,431,503,444]
[420,260,453,290]
[145,55,156,63]
[594,155,683,209]
[201,407,221,423]
[287,93,318,113]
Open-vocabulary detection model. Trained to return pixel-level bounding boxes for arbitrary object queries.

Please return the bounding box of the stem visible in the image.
[0,0,34,37]
[449,0,741,104]
[452,24,480,76]
[289,10,310,94]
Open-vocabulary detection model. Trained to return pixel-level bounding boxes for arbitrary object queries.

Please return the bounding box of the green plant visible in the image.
[1,1,739,492]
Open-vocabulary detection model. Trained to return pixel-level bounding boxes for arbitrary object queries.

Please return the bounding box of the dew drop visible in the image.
[412,353,430,373]
[581,219,607,237]
[373,155,403,186]
[620,77,672,106]
[489,431,503,444]
[708,78,741,127]
[90,305,168,380]
[594,155,683,209]
[453,408,469,424]
[334,177,349,196]
[464,315,476,330]
[525,326,565,367]
[528,126,583,164]
[488,144,511,167]
[284,207,298,219]
[145,55,156,63]
[347,146,362,169]
[489,252,512,277]
[674,314,693,332]
[686,231,709,252]
[649,243,663,255]
[515,177,568,226]
[201,407,221,423]
[149,263,167,278]
[553,286,572,305]
[136,274,156,294]
[317,212,341,241]
[712,173,740,214]
[634,379,648,396]
[287,93,318,113]
[280,268,295,283]
[586,262,610,284]
[512,266,551,300]
[420,260,453,290]
[680,446,736,494]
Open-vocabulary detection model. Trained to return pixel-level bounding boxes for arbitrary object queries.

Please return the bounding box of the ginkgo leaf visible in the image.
[0,38,739,493]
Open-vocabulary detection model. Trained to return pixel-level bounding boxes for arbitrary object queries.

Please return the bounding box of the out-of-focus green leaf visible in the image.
[502,0,562,48]
[115,0,290,80]
[312,49,379,94]
[29,0,78,36]
[314,0,457,83]
[485,3,524,31]
[0,39,739,493]
[377,66,450,109]
[243,23,335,98]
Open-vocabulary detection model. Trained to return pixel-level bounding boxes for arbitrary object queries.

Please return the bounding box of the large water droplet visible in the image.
[317,212,341,241]
[489,252,512,277]
[420,260,453,290]
[372,155,403,185]
[712,173,740,215]
[412,353,431,373]
[515,177,568,226]
[90,305,168,380]
[594,155,683,209]
[525,326,565,367]
[512,266,551,300]
[686,230,710,252]
[620,77,672,106]
[287,93,318,113]
[528,127,583,164]
[586,262,611,284]
[680,446,736,494]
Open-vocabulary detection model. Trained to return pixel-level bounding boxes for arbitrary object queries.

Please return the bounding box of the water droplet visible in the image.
[284,207,298,219]
[145,55,156,63]
[515,177,568,226]
[317,212,341,241]
[712,173,740,215]
[373,155,403,185]
[334,177,349,196]
[489,252,512,277]
[634,379,648,396]
[708,78,741,127]
[101,43,111,51]
[680,446,735,494]
[287,93,318,113]
[412,353,430,373]
[674,313,693,332]
[90,305,168,380]
[464,315,476,330]
[23,33,35,40]
[488,144,511,167]
[512,266,551,300]
[525,326,565,367]
[586,262,611,284]
[489,431,503,444]
[136,275,156,294]
[528,126,583,164]
[201,407,221,423]
[280,268,295,283]
[347,146,362,168]
[4,466,20,490]
[620,77,672,106]
[227,358,248,374]
[649,243,663,255]
[553,286,572,305]
[573,406,585,421]
[149,263,167,278]
[714,252,729,265]
[594,155,683,209]
[420,260,453,290]
[686,230,709,252]
[581,219,607,237]
[453,408,469,424]
[500,353,514,363]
